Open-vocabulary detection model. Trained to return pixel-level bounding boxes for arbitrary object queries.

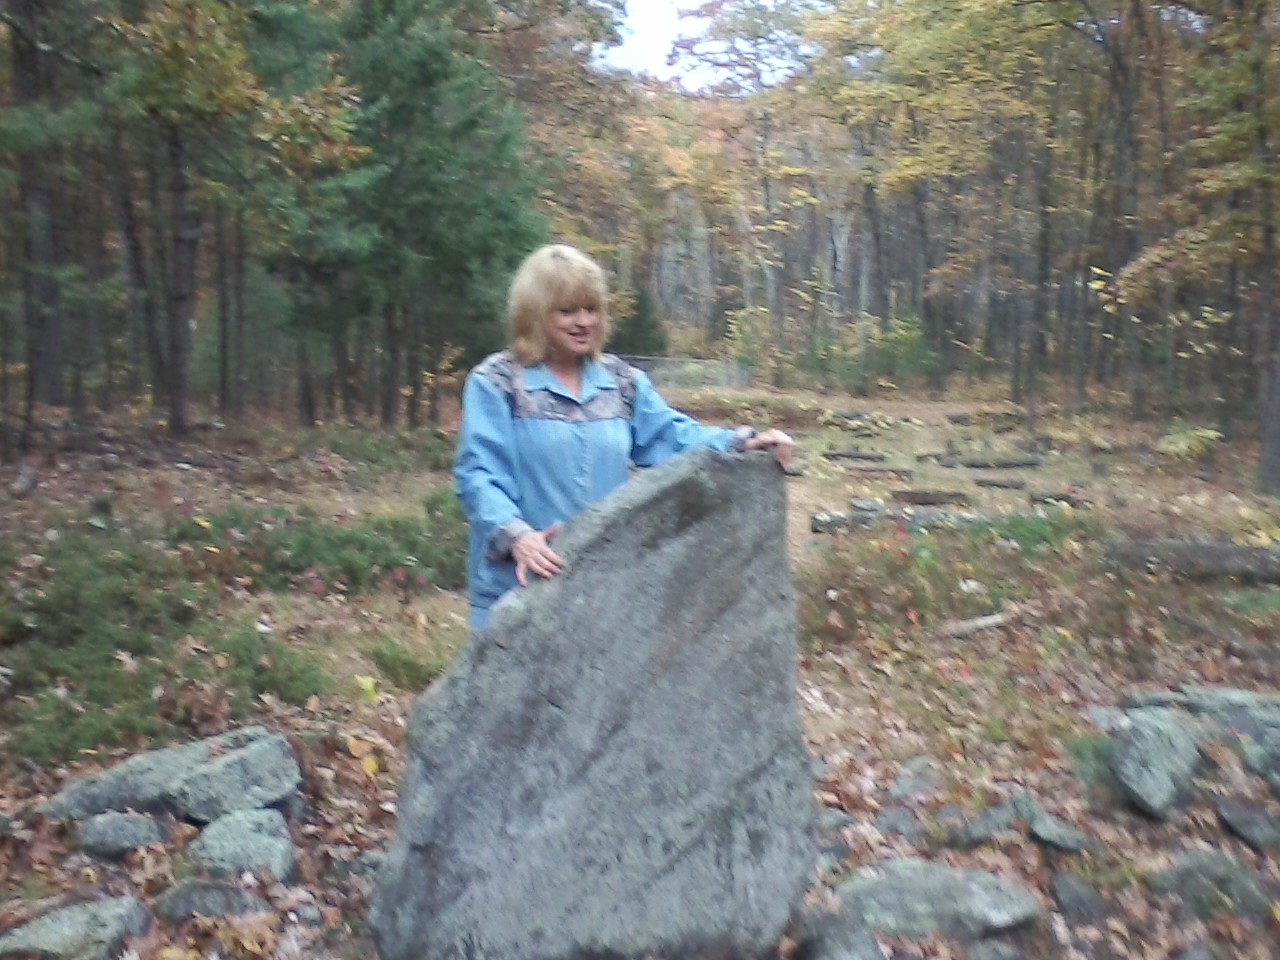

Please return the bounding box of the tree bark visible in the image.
[381,303,402,428]
[215,202,230,416]
[298,335,317,427]
[12,0,64,415]
[113,126,166,405]
[1251,0,1280,495]
[231,208,248,421]
[166,124,199,436]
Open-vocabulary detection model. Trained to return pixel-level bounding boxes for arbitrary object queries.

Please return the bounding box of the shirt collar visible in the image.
[525,359,618,404]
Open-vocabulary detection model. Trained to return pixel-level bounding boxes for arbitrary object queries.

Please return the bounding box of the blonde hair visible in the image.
[509,244,610,365]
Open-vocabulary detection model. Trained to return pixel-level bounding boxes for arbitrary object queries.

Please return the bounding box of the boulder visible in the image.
[0,896,151,960]
[188,808,296,881]
[1217,801,1280,853]
[887,756,941,801]
[796,913,884,960]
[948,794,1040,850]
[165,733,300,823]
[76,812,165,860]
[1147,851,1271,924]
[874,806,924,843]
[1109,708,1202,817]
[1240,732,1280,797]
[828,858,1041,940]
[38,727,272,821]
[1028,811,1092,853]
[154,880,270,922]
[968,943,1027,960]
[372,451,815,960]
[1050,872,1107,921]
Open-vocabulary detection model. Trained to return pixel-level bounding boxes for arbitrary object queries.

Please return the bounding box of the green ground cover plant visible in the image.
[165,487,467,595]
[798,515,1091,652]
[369,638,450,692]
[0,526,329,762]
[273,424,456,482]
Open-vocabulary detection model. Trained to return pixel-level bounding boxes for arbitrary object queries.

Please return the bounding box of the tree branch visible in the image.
[0,11,105,76]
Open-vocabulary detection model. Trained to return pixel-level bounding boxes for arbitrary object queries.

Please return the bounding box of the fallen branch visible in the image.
[974,477,1027,490]
[1030,491,1093,509]
[824,450,888,462]
[935,611,1014,639]
[1106,541,1280,583]
[961,456,1044,470]
[844,465,915,479]
[892,489,970,507]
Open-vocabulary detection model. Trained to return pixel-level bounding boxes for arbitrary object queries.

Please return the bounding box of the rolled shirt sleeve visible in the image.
[628,367,738,467]
[454,372,530,563]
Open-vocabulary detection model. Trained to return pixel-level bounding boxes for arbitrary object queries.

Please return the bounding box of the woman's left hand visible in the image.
[744,428,795,470]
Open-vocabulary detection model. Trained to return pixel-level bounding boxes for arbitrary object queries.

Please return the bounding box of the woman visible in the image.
[454,244,794,632]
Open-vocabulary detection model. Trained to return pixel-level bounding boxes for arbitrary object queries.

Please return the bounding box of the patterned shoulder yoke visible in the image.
[473,350,638,424]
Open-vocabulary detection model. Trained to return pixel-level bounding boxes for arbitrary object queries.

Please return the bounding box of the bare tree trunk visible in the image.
[215,202,230,416]
[381,303,402,429]
[407,307,423,430]
[147,153,173,409]
[113,126,166,405]
[232,208,248,421]
[166,125,199,436]
[1252,0,1280,494]
[298,335,317,427]
[12,0,64,417]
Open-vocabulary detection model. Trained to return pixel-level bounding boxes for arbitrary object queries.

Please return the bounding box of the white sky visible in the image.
[600,0,704,79]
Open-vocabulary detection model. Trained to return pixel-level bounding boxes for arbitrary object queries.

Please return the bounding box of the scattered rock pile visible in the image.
[799,685,1280,958]
[3,686,1278,959]
[0,726,308,959]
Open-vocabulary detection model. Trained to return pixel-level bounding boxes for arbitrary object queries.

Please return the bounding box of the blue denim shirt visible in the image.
[454,351,739,628]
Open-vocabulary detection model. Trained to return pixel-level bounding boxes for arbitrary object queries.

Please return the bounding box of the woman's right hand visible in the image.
[511,525,564,586]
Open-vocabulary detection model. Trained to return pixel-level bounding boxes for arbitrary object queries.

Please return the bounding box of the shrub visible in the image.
[0,526,329,764]
[280,424,456,477]
[370,639,448,692]
[166,494,468,594]
[0,533,201,691]
[1155,419,1222,461]
[215,625,329,706]
[982,509,1096,554]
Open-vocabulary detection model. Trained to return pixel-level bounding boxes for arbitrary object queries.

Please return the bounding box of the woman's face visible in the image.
[545,302,602,365]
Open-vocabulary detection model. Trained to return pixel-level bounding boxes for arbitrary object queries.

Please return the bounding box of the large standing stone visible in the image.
[372,451,815,960]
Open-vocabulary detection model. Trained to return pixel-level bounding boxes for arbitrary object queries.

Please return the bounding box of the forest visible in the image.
[2,0,1279,492]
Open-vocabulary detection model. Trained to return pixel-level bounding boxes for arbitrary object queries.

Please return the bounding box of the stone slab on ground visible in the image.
[38,728,272,821]
[0,896,151,960]
[76,811,165,860]
[165,733,301,823]
[830,858,1042,941]
[372,450,815,960]
[1109,707,1203,818]
[1147,852,1272,924]
[154,880,270,922]
[188,808,296,881]
[1217,801,1280,853]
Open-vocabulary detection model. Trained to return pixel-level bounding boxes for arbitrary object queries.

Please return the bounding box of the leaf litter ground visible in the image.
[3,392,1280,958]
